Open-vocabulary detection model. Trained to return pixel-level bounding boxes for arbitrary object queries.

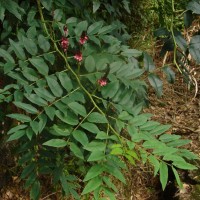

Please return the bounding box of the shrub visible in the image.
[0,0,199,199]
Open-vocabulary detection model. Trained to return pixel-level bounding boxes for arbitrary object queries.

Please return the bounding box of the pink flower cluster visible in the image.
[79,35,88,45]
[61,37,69,52]
[60,27,89,62]
[98,77,108,87]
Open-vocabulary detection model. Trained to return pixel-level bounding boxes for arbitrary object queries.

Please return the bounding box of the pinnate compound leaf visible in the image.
[159,162,168,190]
[87,112,108,123]
[43,139,67,148]
[83,164,104,182]
[46,76,63,97]
[72,130,89,146]
[68,102,87,117]
[148,74,163,97]
[82,176,102,195]
[13,102,38,114]
[29,57,49,76]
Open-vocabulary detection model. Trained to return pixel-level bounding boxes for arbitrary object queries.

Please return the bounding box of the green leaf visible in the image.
[30,181,40,200]
[172,167,183,188]
[98,24,116,35]
[26,127,34,141]
[53,9,63,21]
[68,102,87,117]
[56,110,78,125]
[87,21,103,35]
[173,161,197,170]
[80,122,100,134]
[59,173,70,196]
[87,112,108,123]
[22,36,38,55]
[38,34,50,52]
[70,143,84,159]
[167,139,191,147]
[7,124,27,135]
[38,114,47,133]
[87,151,105,161]
[159,134,181,143]
[102,81,119,99]
[83,164,104,182]
[163,66,175,84]
[44,53,55,65]
[13,102,38,114]
[29,57,49,76]
[7,113,31,122]
[2,0,24,20]
[93,1,101,13]
[149,124,171,136]
[34,87,55,102]
[21,163,36,179]
[143,52,155,72]
[22,68,39,82]
[85,55,95,72]
[159,162,168,190]
[105,166,126,184]
[41,0,53,11]
[72,130,89,146]
[7,130,26,141]
[187,0,200,14]
[140,121,160,131]
[103,176,118,193]
[189,35,200,64]
[148,155,160,176]
[74,20,88,37]
[0,49,15,64]
[57,72,73,92]
[82,176,102,195]
[24,171,36,189]
[9,39,26,60]
[0,5,5,21]
[43,139,67,148]
[84,141,106,152]
[25,94,48,106]
[121,49,142,58]
[51,124,71,136]
[148,74,163,97]
[45,106,56,121]
[110,148,123,155]
[30,121,39,135]
[46,76,63,97]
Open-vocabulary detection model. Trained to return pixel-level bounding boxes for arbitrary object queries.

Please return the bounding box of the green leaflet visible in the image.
[7,113,31,122]
[43,139,67,148]
[70,143,84,160]
[38,34,50,52]
[7,130,26,141]
[29,57,49,76]
[159,162,168,190]
[72,130,89,146]
[13,102,38,114]
[87,112,108,123]
[83,164,104,182]
[0,49,15,64]
[68,102,87,117]
[82,176,102,195]
[9,39,26,60]
[46,76,63,97]
[22,36,38,55]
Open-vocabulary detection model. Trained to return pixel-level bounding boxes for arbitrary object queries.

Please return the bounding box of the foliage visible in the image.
[0,0,199,199]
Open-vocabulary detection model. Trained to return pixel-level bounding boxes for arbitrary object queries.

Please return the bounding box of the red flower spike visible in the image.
[74,52,83,62]
[79,35,88,45]
[98,77,108,87]
[61,37,69,52]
